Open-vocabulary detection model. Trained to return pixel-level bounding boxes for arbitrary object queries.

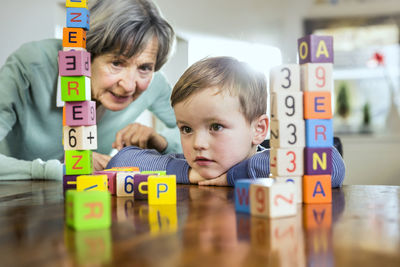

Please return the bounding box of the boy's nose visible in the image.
[193,133,209,150]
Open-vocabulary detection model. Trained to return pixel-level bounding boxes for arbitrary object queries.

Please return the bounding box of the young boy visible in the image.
[106,57,345,187]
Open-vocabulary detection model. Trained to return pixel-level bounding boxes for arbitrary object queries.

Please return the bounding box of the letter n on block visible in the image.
[61,76,91,102]
[297,35,333,64]
[304,147,332,175]
[66,190,111,231]
[65,150,93,175]
[148,175,176,205]
[305,119,333,148]
[303,175,332,204]
[235,179,253,213]
[66,7,90,30]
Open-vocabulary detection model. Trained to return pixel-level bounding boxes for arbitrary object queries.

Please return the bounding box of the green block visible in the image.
[141,170,167,175]
[66,190,111,231]
[61,76,91,101]
[65,150,93,175]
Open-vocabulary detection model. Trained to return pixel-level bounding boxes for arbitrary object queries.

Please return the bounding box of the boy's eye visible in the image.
[210,123,223,131]
[180,126,192,134]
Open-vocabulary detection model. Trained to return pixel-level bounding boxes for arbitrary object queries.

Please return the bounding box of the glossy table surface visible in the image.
[0,181,399,267]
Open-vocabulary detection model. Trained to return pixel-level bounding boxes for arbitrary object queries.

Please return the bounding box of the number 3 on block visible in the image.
[270,148,304,177]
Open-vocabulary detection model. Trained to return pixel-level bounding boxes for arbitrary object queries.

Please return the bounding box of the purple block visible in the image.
[298,35,334,64]
[63,175,78,192]
[94,171,117,195]
[58,50,91,77]
[133,174,151,200]
[65,101,96,126]
[304,147,332,175]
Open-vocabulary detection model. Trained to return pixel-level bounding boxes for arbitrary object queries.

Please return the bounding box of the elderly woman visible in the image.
[0,0,180,180]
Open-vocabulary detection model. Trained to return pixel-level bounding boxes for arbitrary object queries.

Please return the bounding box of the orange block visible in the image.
[304,91,332,119]
[63,27,86,48]
[303,204,332,229]
[303,175,332,204]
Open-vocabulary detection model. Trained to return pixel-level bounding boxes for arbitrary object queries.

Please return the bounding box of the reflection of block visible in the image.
[63,27,86,48]
[270,91,303,120]
[66,190,111,231]
[63,125,97,150]
[114,198,134,222]
[298,35,333,64]
[74,228,111,266]
[63,174,78,192]
[66,0,87,8]
[76,175,108,192]
[250,182,296,218]
[65,150,92,175]
[133,174,151,200]
[304,91,332,119]
[61,76,91,102]
[148,175,176,205]
[270,148,304,177]
[58,50,91,77]
[274,176,302,203]
[301,63,332,92]
[269,64,300,92]
[304,147,332,175]
[94,171,117,195]
[303,204,332,229]
[235,179,253,213]
[148,205,177,234]
[270,119,305,148]
[303,175,332,203]
[66,8,90,30]
[65,101,96,126]
[116,172,137,197]
[305,119,333,147]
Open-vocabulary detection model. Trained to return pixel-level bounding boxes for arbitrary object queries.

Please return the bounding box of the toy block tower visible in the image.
[298,35,334,204]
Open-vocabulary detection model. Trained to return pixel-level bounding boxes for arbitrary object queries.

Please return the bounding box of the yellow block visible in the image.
[76,175,108,192]
[148,205,177,234]
[148,175,176,205]
[66,0,87,8]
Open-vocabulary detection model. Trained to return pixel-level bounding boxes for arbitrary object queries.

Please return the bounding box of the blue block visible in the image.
[235,180,253,213]
[67,8,90,30]
[305,119,333,147]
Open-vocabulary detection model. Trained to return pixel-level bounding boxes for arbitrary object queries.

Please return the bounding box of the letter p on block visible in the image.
[148,175,176,205]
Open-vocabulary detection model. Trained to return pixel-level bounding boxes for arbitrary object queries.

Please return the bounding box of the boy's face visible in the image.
[174,87,259,179]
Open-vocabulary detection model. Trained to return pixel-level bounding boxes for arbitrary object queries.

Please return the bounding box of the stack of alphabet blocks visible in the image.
[235,34,334,217]
[60,0,110,231]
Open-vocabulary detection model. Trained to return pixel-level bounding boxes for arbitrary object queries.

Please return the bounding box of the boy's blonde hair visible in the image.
[171,56,267,122]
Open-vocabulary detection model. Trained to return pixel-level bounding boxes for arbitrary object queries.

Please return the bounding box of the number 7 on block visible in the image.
[270,148,304,177]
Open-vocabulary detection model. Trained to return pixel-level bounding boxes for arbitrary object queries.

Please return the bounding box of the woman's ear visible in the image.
[252,114,269,145]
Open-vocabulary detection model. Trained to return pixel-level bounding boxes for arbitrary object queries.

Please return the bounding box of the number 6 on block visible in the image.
[116,172,138,197]
[270,148,304,177]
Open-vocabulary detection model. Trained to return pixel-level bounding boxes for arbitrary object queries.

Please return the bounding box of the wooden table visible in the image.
[0,181,399,267]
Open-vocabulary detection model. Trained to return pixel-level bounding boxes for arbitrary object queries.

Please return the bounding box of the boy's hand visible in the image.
[188,168,207,184]
[198,173,228,186]
[92,152,111,171]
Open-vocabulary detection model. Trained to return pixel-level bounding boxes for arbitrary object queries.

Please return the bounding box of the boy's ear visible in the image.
[252,114,269,146]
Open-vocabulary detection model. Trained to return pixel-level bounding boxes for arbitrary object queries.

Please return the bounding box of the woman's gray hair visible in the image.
[87,0,175,71]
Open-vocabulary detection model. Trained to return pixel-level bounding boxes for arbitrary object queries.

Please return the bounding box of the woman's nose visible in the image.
[118,69,136,93]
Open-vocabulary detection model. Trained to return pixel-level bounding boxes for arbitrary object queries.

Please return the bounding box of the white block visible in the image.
[270,119,305,148]
[270,91,303,121]
[274,176,303,203]
[63,125,97,150]
[270,64,300,92]
[301,63,333,92]
[116,172,138,197]
[270,148,304,177]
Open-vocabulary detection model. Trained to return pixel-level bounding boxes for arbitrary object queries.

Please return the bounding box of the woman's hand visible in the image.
[189,168,229,186]
[92,152,112,171]
[112,123,167,152]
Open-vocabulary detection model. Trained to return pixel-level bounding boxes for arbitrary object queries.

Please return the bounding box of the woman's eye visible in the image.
[111,60,123,67]
[139,64,154,72]
[210,123,223,131]
[180,126,192,134]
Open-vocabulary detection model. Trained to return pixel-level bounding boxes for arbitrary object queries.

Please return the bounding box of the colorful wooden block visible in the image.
[148,175,177,205]
[61,76,91,102]
[141,170,166,175]
[304,91,332,119]
[63,106,66,126]
[58,50,91,77]
[235,179,253,213]
[148,205,178,234]
[303,204,332,229]
[94,171,117,195]
[303,175,332,204]
[305,119,333,147]
[65,150,92,175]
[274,176,303,203]
[66,190,111,231]
[298,35,334,64]
[133,174,151,200]
[66,0,87,8]
[250,182,296,218]
[63,47,86,51]
[63,125,97,150]
[270,119,305,148]
[270,91,304,120]
[76,175,108,192]
[304,147,332,175]
[269,64,300,92]
[116,172,139,197]
[109,167,140,172]
[65,101,96,126]
[66,7,90,30]
[63,27,86,48]
[74,229,112,266]
[63,174,78,191]
[301,63,333,92]
[270,147,304,177]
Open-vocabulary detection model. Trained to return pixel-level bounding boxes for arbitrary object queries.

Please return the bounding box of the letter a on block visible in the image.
[303,175,332,203]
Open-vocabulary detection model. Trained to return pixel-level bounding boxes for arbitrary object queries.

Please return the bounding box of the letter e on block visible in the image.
[148,175,176,205]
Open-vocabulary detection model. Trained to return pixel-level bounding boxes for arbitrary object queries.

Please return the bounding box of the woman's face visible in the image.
[91,38,158,111]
